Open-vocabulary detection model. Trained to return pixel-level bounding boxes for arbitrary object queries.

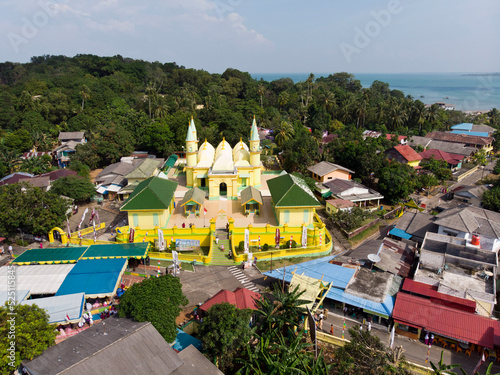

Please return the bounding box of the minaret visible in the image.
[185,117,198,187]
[249,116,260,166]
[249,116,261,186]
[186,116,198,167]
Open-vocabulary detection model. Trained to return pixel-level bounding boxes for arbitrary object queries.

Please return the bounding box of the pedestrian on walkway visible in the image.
[424,332,429,345]
[359,324,363,331]
[318,312,324,330]
[330,324,334,335]
[430,333,434,346]
[8,245,13,257]
[367,321,371,332]
[215,237,219,245]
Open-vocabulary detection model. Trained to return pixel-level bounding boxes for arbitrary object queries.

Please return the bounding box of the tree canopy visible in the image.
[118,274,188,342]
[51,175,96,202]
[0,303,57,374]
[199,302,253,373]
[0,183,70,236]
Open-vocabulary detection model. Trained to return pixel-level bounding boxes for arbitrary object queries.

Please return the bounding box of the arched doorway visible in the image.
[219,182,227,196]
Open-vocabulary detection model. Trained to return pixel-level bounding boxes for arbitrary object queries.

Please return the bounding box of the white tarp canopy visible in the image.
[0,264,75,295]
[22,292,85,324]
[0,290,30,305]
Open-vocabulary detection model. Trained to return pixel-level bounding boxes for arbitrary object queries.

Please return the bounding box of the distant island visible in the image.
[462,72,500,76]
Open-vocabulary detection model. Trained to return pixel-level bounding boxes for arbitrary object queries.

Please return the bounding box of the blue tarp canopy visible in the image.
[327,287,395,318]
[172,328,203,351]
[388,227,413,240]
[55,259,127,298]
[22,292,85,324]
[263,256,356,290]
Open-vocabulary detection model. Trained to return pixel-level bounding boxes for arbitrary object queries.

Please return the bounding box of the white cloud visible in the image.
[85,19,135,33]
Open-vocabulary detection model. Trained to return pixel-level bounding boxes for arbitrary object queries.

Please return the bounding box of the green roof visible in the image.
[81,243,149,259]
[12,247,89,265]
[164,154,179,169]
[121,177,178,211]
[250,117,259,142]
[241,186,263,205]
[267,173,320,208]
[180,187,206,207]
[125,159,162,179]
[186,118,197,142]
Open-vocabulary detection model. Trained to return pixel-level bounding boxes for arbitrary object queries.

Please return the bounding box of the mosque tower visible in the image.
[249,116,261,186]
[185,117,198,186]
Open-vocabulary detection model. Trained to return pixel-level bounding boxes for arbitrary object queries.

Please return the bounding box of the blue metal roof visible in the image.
[327,287,395,318]
[389,227,413,240]
[451,123,473,131]
[55,259,127,298]
[451,130,489,137]
[263,256,356,290]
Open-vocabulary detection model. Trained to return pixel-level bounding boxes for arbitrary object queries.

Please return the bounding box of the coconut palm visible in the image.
[80,84,91,111]
[258,84,266,109]
[274,121,295,147]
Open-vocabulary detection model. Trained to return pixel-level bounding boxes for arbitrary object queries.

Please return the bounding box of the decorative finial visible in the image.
[204,139,207,150]
[191,115,194,120]
[253,115,255,120]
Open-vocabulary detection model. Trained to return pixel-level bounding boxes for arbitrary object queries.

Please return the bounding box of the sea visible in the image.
[250,73,500,112]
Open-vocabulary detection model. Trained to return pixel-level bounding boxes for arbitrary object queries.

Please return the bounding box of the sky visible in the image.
[0,0,499,74]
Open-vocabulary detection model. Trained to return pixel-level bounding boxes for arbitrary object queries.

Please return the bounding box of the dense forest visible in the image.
[0,54,498,183]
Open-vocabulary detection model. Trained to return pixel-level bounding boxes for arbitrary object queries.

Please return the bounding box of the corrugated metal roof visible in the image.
[263,256,356,290]
[402,279,476,313]
[393,292,500,348]
[307,161,354,177]
[389,227,413,240]
[451,123,473,131]
[13,247,88,265]
[0,264,75,295]
[327,287,395,318]
[451,130,490,137]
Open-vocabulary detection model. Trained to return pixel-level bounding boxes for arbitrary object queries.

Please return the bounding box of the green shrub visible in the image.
[262,243,269,251]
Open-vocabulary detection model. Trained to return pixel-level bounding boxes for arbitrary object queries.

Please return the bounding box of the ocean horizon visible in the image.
[250,72,500,112]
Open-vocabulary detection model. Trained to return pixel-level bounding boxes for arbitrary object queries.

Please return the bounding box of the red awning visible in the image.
[0,237,5,243]
[393,293,500,348]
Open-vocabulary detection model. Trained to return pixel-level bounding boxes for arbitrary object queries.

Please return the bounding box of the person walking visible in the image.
[8,245,13,258]
[367,321,371,332]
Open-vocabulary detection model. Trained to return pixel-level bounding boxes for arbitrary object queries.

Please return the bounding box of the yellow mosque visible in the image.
[185,117,262,200]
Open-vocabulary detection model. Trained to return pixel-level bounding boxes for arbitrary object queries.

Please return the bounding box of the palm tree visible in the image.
[488,108,500,128]
[278,91,290,111]
[389,104,408,131]
[319,91,337,117]
[80,84,91,111]
[0,147,22,174]
[413,102,426,134]
[274,121,295,147]
[430,351,466,375]
[425,104,439,129]
[257,84,266,109]
[339,93,355,125]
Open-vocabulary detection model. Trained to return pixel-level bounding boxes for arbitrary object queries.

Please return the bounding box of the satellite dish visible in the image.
[368,254,381,263]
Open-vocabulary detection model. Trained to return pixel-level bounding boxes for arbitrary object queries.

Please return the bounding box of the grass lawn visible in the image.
[256,255,326,272]
[348,224,384,248]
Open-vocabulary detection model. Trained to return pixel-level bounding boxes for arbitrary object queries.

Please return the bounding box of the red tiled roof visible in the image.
[393,145,422,162]
[386,134,407,142]
[199,287,261,312]
[393,293,500,348]
[419,149,463,165]
[402,279,476,313]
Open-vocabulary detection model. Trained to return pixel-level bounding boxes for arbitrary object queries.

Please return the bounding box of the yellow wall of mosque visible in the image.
[127,209,170,229]
[275,207,317,226]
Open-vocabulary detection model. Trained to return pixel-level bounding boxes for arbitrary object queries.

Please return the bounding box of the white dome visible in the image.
[233,140,250,166]
[213,138,235,171]
[197,140,215,168]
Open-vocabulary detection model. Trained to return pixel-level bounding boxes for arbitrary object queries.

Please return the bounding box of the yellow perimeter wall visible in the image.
[117,213,331,265]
